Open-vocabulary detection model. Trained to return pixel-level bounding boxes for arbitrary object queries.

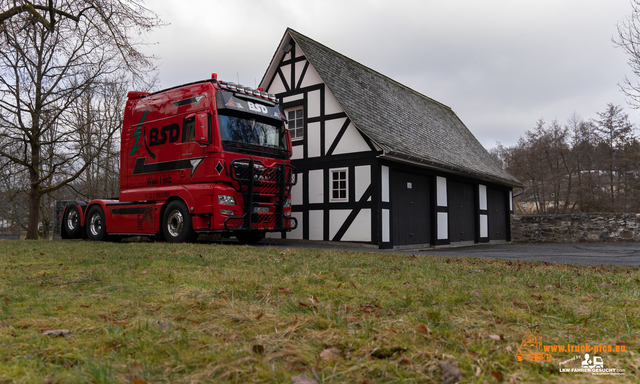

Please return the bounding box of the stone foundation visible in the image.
[511,213,640,243]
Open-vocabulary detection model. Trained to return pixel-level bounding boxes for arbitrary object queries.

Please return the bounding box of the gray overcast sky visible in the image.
[143,0,638,149]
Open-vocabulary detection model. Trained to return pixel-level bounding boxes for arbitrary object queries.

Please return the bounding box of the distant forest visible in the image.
[494,104,640,214]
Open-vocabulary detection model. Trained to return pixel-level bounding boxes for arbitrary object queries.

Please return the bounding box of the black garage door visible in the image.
[448,180,476,243]
[487,188,508,241]
[391,171,430,245]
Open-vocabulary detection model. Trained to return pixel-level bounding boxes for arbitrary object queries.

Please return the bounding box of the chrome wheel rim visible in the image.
[89,213,102,236]
[167,209,183,237]
[67,210,78,230]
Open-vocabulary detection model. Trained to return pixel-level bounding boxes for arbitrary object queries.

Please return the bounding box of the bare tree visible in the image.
[502,105,638,214]
[0,0,89,31]
[568,114,600,212]
[615,0,640,109]
[0,1,161,239]
[67,79,130,200]
[593,104,635,209]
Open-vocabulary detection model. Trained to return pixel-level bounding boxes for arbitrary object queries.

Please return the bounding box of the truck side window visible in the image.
[183,116,195,142]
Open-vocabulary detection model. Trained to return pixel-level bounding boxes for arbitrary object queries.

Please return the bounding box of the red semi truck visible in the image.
[60,74,297,244]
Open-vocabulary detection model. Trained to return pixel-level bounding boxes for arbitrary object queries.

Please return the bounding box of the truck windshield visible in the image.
[218,114,286,153]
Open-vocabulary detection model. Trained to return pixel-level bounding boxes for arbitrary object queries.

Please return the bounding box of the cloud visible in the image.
[144,0,638,148]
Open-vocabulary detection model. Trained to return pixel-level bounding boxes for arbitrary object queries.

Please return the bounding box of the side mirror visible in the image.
[195,113,209,144]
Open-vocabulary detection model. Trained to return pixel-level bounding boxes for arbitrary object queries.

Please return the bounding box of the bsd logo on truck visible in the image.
[130,111,180,159]
[247,102,268,114]
[149,124,179,147]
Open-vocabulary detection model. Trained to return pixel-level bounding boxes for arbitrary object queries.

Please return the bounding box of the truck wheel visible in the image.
[62,203,82,239]
[235,232,265,244]
[86,206,107,241]
[162,200,194,243]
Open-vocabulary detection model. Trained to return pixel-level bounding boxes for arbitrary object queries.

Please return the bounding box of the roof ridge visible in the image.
[287,28,453,112]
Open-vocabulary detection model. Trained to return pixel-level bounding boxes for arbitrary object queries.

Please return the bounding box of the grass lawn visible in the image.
[0,239,638,383]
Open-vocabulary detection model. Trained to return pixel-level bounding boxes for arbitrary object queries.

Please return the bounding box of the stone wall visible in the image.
[511,213,640,243]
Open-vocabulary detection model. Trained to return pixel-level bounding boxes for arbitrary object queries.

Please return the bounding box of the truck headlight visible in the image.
[218,195,236,206]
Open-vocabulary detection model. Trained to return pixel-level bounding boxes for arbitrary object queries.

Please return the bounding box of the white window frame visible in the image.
[330,168,348,202]
[286,106,304,141]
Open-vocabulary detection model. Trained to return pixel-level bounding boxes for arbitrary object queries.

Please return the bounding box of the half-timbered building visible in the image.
[259,29,522,249]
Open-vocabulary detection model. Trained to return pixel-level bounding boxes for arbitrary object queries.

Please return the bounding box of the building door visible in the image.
[487,188,507,241]
[448,180,475,243]
[391,171,430,246]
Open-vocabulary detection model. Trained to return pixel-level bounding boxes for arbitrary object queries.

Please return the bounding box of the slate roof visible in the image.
[263,29,522,187]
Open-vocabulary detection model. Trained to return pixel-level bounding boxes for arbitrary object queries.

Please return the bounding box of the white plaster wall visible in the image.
[288,212,303,239]
[381,166,389,203]
[333,123,370,154]
[382,209,390,242]
[480,214,488,238]
[283,94,303,103]
[324,87,342,115]
[343,209,371,242]
[294,60,307,88]
[268,74,286,95]
[437,212,448,240]
[355,165,371,202]
[479,184,487,210]
[307,122,321,158]
[299,63,323,89]
[509,191,513,211]
[329,210,349,240]
[330,209,371,242]
[325,118,346,154]
[279,64,292,87]
[308,210,323,241]
[437,176,447,207]
[291,175,303,206]
[308,169,324,204]
[307,89,320,118]
[291,144,303,160]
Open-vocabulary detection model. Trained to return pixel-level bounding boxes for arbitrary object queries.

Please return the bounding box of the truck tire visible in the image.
[62,203,82,239]
[86,205,107,241]
[235,232,265,244]
[162,200,195,243]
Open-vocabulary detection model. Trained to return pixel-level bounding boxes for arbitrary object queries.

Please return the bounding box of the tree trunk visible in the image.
[26,171,40,240]
[26,129,41,239]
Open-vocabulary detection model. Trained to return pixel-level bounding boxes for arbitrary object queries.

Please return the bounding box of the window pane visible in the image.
[218,115,285,149]
[183,117,195,142]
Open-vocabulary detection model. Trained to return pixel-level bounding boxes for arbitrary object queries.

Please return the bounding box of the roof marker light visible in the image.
[237,84,245,93]
[227,82,237,91]
[268,93,277,102]
[261,91,269,99]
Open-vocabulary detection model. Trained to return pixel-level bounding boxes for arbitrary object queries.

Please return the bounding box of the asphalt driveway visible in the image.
[412,243,640,267]
[255,240,640,267]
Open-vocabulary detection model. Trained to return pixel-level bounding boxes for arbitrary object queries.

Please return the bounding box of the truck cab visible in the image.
[61,74,297,243]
